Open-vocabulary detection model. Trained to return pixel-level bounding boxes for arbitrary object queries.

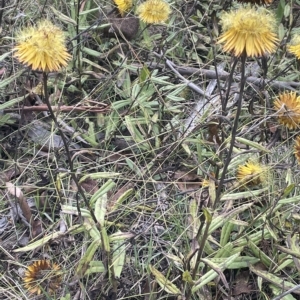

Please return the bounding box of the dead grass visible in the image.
[1,0,300,299]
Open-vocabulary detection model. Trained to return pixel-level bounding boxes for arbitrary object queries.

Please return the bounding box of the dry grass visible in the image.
[1,0,300,299]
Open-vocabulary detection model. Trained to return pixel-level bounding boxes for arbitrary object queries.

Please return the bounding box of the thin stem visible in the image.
[215,53,247,209]
[222,58,239,113]
[42,72,98,225]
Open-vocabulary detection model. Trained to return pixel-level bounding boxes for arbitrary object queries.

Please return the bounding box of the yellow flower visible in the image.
[294,136,300,164]
[14,20,71,72]
[288,35,300,60]
[273,92,300,130]
[218,6,278,57]
[237,161,266,186]
[23,260,62,295]
[113,0,133,16]
[137,0,171,24]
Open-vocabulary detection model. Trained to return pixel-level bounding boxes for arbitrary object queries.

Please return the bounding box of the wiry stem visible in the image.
[215,53,247,208]
[42,72,116,289]
[42,72,97,224]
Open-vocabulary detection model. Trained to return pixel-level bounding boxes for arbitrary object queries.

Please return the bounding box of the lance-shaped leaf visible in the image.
[149,265,181,295]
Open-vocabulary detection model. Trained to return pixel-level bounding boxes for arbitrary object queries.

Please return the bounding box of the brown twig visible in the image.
[4,105,109,113]
[131,62,300,90]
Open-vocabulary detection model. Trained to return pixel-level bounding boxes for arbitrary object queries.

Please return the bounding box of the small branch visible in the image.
[4,105,109,113]
[131,62,300,90]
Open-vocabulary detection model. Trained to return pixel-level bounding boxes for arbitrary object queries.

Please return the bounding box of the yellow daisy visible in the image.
[237,161,266,186]
[137,0,171,24]
[14,20,71,72]
[288,35,300,60]
[273,92,300,130]
[218,6,278,57]
[23,260,62,295]
[113,0,133,16]
[294,136,300,164]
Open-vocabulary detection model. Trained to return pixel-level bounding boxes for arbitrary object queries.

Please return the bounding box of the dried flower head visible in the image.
[237,161,266,186]
[294,136,300,164]
[137,0,171,24]
[273,92,300,130]
[236,0,273,5]
[14,20,71,72]
[23,260,62,295]
[113,0,133,16]
[218,6,278,57]
[288,35,300,60]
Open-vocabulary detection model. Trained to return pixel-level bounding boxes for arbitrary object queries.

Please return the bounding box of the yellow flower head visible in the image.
[218,6,278,57]
[294,136,300,164]
[113,0,133,16]
[273,92,300,130]
[14,20,71,72]
[288,35,300,60]
[23,260,62,295]
[137,0,171,24]
[237,161,266,186]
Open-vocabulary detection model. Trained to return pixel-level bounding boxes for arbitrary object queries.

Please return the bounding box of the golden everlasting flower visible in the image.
[137,0,171,24]
[23,260,62,295]
[288,35,300,60]
[273,92,300,130]
[294,136,300,164]
[113,0,133,16]
[218,6,278,57]
[14,20,71,72]
[237,161,266,186]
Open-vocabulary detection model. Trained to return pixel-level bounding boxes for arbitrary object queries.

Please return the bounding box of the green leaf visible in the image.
[13,232,62,252]
[0,70,24,90]
[220,221,235,247]
[139,64,150,83]
[76,239,102,277]
[80,172,120,183]
[283,184,295,197]
[95,193,108,226]
[49,6,77,25]
[250,265,300,295]
[192,253,240,293]
[112,235,126,277]
[149,265,181,295]
[0,114,15,126]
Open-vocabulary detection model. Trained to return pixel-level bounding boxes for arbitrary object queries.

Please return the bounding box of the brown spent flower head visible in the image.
[288,35,300,60]
[237,0,273,5]
[23,260,62,295]
[137,0,171,24]
[218,6,278,57]
[14,20,71,72]
[273,92,300,130]
[237,161,267,186]
[294,136,300,164]
[113,0,133,16]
